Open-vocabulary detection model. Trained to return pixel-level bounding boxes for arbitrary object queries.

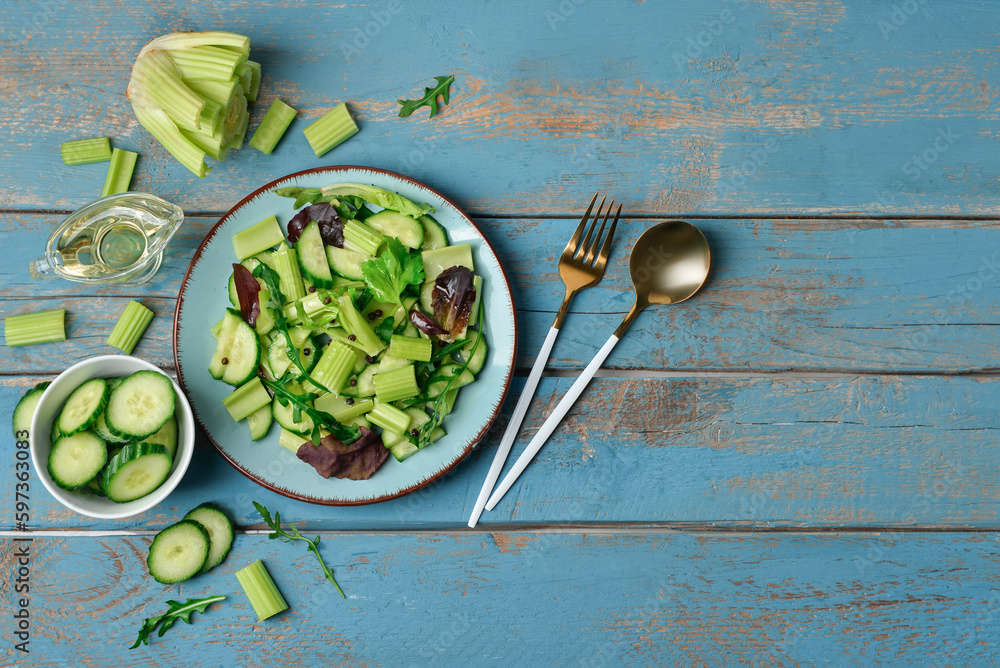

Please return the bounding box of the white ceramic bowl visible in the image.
[29,355,195,519]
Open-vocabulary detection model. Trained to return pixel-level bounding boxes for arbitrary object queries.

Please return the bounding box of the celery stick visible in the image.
[142,31,250,58]
[61,137,112,165]
[233,215,285,260]
[278,427,308,453]
[130,50,206,132]
[184,77,240,106]
[168,45,246,81]
[240,60,261,101]
[386,335,432,362]
[4,309,66,347]
[342,220,383,257]
[314,394,374,422]
[235,560,288,621]
[248,99,297,155]
[310,341,356,394]
[373,365,419,403]
[302,103,359,157]
[222,377,271,421]
[367,402,412,435]
[101,148,138,197]
[336,294,384,355]
[106,301,154,354]
[132,105,209,178]
[274,243,306,301]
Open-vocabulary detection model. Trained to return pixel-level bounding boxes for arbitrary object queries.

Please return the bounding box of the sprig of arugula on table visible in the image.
[397,75,455,118]
[130,595,226,649]
[254,501,346,598]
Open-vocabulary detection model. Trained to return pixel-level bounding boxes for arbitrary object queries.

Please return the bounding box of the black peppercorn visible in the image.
[410,429,420,438]
[323,297,331,305]
[308,285,316,293]
[348,334,357,341]
[345,397,355,405]
[221,357,228,365]
[303,348,311,356]
[365,355,376,364]
[349,379,357,387]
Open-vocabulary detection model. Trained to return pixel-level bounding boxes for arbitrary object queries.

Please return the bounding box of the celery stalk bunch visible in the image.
[127,31,260,178]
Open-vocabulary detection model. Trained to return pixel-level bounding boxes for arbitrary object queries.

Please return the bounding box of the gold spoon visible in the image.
[486,221,711,510]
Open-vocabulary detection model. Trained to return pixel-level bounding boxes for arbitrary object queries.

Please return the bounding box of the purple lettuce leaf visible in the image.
[431,265,477,341]
[287,202,344,248]
[409,309,448,336]
[232,263,261,328]
[295,427,388,480]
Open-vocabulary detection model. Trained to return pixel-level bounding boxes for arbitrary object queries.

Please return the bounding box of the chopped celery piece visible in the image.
[302,102,358,157]
[130,49,206,131]
[248,99,297,155]
[367,402,412,435]
[222,377,271,421]
[235,560,288,621]
[61,137,112,165]
[233,215,284,260]
[274,243,307,301]
[336,294,384,355]
[310,341,356,394]
[106,301,154,354]
[314,394,374,422]
[184,77,240,106]
[373,364,419,403]
[4,309,66,347]
[238,60,261,101]
[342,220,383,257]
[101,148,138,197]
[386,335,432,362]
[278,427,308,453]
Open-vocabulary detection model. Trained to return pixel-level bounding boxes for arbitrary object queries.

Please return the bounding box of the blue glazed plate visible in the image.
[174,166,516,505]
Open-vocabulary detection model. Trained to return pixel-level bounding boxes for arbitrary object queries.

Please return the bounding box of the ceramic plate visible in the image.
[174,166,516,505]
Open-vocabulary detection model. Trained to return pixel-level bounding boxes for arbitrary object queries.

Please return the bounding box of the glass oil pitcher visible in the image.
[29,193,184,285]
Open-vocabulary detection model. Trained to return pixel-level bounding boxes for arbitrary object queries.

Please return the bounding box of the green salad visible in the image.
[208,183,486,480]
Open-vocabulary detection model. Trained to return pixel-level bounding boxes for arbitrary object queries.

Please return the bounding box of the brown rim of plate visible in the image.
[173,165,518,506]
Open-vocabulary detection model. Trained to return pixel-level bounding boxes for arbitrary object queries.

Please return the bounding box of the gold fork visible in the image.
[468,194,622,527]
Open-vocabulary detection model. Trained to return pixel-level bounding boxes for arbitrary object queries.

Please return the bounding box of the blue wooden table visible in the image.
[3,1,1000,665]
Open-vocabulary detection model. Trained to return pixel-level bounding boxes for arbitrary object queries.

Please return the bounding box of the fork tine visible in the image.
[563,193,599,257]
[574,195,605,261]
[583,199,614,265]
[594,204,622,270]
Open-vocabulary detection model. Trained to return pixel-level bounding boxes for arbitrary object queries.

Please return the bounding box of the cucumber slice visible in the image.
[56,378,109,436]
[103,442,173,503]
[146,520,210,584]
[267,333,317,377]
[182,504,234,573]
[222,318,260,386]
[325,245,368,281]
[297,220,335,288]
[427,364,475,398]
[459,330,488,375]
[92,411,130,445]
[105,371,175,440]
[389,439,419,462]
[47,430,108,490]
[419,214,448,250]
[84,475,106,497]
[365,210,424,249]
[246,403,273,441]
[12,381,49,437]
[143,415,178,459]
[209,310,242,379]
[272,395,314,434]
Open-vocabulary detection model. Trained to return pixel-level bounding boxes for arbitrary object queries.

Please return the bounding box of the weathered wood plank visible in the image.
[2,531,999,666]
[0,1,997,216]
[4,214,1000,374]
[7,374,1000,530]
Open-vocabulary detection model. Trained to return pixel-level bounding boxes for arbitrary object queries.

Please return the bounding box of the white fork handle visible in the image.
[485,334,620,511]
[468,326,561,528]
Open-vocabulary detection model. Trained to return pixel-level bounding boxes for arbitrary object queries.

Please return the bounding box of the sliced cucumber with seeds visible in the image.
[146,519,210,584]
[459,330,488,375]
[48,430,108,490]
[222,318,260,386]
[143,415,178,459]
[297,220,335,288]
[93,412,130,445]
[365,210,424,249]
[56,378,109,436]
[419,214,447,250]
[182,505,234,573]
[103,442,172,503]
[106,371,175,440]
[246,403,273,441]
[12,381,49,437]
[325,245,369,281]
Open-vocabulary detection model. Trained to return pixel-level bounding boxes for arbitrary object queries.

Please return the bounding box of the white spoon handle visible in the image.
[485,333,620,511]
[468,326,560,528]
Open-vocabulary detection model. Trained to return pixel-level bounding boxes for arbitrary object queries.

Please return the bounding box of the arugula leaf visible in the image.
[130,595,226,649]
[397,75,455,119]
[253,502,346,598]
[263,376,360,445]
[373,315,396,343]
[360,237,425,306]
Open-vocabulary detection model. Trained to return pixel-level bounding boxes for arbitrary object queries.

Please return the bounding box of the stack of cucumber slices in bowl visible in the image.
[49,370,177,502]
[26,355,195,519]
